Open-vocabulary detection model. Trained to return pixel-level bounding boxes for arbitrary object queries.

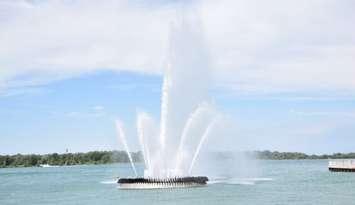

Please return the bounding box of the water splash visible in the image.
[115,120,137,177]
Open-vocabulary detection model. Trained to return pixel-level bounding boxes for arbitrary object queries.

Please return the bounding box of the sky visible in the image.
[0,0,354,155]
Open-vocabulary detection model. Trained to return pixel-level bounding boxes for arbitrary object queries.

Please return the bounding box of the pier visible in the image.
[328,159,355,172]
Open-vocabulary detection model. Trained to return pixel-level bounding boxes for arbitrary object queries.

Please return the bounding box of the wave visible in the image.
[208,177,273,185]
[100,180,117,184]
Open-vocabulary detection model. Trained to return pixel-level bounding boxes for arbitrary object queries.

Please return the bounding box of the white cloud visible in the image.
[0,0,172,88]
[200,0,355,93]
[0,0,354,96]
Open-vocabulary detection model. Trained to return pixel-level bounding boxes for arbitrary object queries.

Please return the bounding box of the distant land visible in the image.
[1,150,355,168]
[0,151,142,168]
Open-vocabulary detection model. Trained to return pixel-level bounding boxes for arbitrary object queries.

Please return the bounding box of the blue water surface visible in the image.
[1,160,354,205]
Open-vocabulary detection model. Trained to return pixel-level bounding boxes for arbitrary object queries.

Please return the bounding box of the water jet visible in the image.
[116,10,215,189]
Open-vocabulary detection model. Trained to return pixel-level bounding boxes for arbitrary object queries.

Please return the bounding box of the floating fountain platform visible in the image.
[117,176,209,189]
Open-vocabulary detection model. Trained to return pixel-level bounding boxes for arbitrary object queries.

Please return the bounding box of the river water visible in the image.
[1,160,354,205]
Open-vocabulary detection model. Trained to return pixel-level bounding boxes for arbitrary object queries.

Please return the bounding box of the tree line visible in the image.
[253,150,355,160]
[1,150,355,168]
[0,151,142,168]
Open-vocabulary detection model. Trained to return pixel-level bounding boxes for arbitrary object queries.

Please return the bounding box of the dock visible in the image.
[328,159,355,172]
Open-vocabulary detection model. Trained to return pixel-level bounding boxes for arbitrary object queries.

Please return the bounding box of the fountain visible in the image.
[116,10,217,189]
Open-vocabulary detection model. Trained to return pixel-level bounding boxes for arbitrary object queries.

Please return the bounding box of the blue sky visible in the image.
[0,0,354,154]
[1,70,354,155]
[0,71,163,154]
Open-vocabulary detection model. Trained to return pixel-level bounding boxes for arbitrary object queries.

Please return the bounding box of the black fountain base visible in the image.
[117,176,209,189]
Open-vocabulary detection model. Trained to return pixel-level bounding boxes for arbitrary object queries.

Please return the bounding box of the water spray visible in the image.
[115,120,138,177]
[189,117,219,175]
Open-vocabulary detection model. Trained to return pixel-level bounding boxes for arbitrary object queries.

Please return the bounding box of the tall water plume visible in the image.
[158,9,211,177]
[116,8,217,179]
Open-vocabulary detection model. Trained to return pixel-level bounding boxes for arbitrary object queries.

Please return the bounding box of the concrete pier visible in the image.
[328,159,355,172]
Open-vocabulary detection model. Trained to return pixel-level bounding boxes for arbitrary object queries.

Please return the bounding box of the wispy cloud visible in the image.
[290,109,355,118]
[64,110,105,118]
[49,106,107,119]
[107,82,160,93]
[92,105,104,111]
[0,87,51,97]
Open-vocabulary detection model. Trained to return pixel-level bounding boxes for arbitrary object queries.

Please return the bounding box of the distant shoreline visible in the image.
[1,150,355,168]
[252,150,355,160]
[0,151,142,169]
